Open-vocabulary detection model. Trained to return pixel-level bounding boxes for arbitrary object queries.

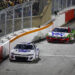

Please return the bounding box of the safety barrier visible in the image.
[65,9,74,23]
[9,22,53,50]
[57,8,75,26]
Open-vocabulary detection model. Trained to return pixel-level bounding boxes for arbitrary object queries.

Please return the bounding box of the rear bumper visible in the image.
[46,36,69,42]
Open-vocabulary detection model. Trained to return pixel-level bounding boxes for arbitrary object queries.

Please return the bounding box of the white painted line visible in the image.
[41,54,75,58]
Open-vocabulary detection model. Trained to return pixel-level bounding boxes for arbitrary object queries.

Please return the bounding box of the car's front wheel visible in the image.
[9,58,13,62]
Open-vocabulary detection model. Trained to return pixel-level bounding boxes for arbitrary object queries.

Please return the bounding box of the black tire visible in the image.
[9,58,13,62]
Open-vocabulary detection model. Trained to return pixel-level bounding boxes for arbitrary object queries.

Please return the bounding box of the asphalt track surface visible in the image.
[0,20,75,75]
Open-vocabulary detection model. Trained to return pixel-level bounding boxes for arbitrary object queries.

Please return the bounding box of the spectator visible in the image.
[33,2,39,15]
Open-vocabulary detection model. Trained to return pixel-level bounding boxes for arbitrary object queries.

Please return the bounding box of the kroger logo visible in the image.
[52,32,64,36]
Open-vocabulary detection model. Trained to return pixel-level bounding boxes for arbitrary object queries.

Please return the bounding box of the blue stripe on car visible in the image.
[52,32,64,37]
[19,49,30,52]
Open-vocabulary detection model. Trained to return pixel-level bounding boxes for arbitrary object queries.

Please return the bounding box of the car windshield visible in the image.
[53,28,68,33]
[14,44,33,49]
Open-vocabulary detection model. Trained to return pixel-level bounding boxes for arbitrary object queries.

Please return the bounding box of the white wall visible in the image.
[53,13,65,28]
[2,41,9,58]
[10,25,53,50]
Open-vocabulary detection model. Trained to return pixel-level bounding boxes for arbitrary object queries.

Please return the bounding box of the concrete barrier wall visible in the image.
[54,13,65,28]
[10,22,53,50]
[65,9,74,23]
[2,41,9,58]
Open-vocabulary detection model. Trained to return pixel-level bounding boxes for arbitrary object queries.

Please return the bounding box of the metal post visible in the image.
[0,14,1,28]
[60,0,62,10]
[71,0,72,6]
[12,7,15,34]
[0,14,2,36]
[30,4,32,28]
[5,12,7,35]
[61,0,63,9]
[66,0,67,8]
[21,6,24,30]
[54,0,57,11]
[52,0,54,14]
[58,0,59,11]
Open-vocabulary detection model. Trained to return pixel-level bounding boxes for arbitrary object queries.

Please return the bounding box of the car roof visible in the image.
[17,42,33,45]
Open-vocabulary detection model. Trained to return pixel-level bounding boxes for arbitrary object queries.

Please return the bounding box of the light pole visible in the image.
[66,0,67,8]
[5,11,7,36]
[12,7,15,34]
[21,5,24,30]
[71,0,72,6]
[57,0,59,11]
[30,3,32,28]
[0,14,1,29]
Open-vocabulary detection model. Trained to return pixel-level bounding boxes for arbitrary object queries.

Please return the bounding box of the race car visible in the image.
[9,42,39,62]
[46,27,75,43]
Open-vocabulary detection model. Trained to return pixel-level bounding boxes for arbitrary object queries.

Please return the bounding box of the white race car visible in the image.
[9,42,39,62]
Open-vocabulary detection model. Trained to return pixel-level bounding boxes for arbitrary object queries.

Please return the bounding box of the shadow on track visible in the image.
[9,58,41,64]
[47,40,75,44]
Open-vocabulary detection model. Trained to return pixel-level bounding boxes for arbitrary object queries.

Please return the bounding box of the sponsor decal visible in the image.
[19,49,30,52]
[52,32,64,37]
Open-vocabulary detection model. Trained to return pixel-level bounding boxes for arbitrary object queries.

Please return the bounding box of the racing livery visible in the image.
[46,27,75,43]
[9,42,39,62]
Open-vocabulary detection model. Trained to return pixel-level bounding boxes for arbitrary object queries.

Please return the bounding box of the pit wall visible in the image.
[0,8,75,62]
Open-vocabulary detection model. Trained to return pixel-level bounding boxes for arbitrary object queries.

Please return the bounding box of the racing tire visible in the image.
[46,38,50,42]
[65,39,70,43]
[33,55,39,63]
[9,58,13,62]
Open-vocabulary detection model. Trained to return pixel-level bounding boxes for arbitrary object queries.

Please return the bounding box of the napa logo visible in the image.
[52,32,64,37]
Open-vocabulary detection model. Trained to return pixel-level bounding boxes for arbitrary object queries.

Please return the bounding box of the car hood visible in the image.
[10,49,34,55]
[47,32,70,38]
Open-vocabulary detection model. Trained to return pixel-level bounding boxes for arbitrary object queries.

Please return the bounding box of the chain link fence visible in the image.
[0,0,49,37]
[52,0,75,14]
[0,2,32,37]
[32,0,48,15]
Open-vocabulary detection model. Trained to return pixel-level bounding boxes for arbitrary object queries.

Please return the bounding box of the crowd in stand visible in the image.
[0,0,48,16]
[0,0,24,10]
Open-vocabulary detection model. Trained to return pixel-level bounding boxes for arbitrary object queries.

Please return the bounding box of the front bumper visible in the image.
[9,54,35,61]
[46,36,69,42]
